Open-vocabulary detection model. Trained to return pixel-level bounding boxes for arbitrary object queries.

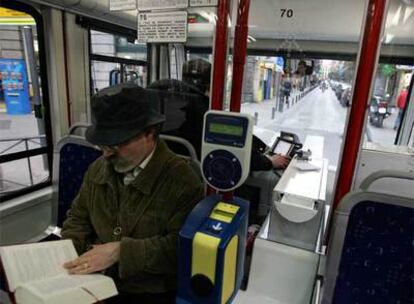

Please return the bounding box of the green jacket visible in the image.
[61,140,204,294]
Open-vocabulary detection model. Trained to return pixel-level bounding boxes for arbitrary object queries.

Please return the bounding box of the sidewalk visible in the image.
[0,111,48,194]
[241,86,316,128]
[0,112,41,140]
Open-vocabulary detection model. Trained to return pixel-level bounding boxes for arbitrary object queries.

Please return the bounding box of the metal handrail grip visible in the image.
[312,276,323,304]
[68,123,90,136]
[360,170,414,191]
[160,134,199,162]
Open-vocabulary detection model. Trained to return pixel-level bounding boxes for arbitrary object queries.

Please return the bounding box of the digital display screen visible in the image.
[209,123,243,136]
[273,140,293,155]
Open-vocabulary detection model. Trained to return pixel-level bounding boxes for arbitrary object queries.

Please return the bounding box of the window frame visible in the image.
[76,16,147,94]
[0,1,53,201]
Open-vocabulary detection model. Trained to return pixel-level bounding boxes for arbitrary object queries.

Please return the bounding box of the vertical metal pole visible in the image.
[159,44,170,80]
[149,44,159,84]
[25,139,34,186]
[0,164,3,191]
[333,0,388,210]
[61,12,72,127]
[120,64,125,83]
[21,27,41,110]
[275,72,281,110]
[21,26,47,170]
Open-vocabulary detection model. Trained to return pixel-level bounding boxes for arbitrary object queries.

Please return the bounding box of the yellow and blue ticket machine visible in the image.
[176,194,249,304]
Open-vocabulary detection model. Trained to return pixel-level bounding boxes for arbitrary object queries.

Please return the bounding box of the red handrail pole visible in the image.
[221,0,251,201]
[207,0,231,196]
[229,0,250,113]
[211,0,231,111]
[332,0,387,210]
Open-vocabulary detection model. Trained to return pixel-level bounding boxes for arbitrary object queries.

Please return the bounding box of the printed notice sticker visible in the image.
[137,0,188,11]
[110,0,137,11]
[138,11,188,43]
[189,0,218,6]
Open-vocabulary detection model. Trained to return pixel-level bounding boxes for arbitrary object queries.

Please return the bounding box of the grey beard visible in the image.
[110,158,137,173]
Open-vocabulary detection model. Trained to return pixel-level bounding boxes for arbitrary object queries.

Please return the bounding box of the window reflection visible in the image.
[90,30,147,93]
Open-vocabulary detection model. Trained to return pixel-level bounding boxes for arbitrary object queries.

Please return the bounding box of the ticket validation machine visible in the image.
[201,111,253,191]
[177,111,253,304]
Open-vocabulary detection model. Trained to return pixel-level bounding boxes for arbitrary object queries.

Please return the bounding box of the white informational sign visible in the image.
[189,0,218,6]
[109,0,137,11]
[138,11,188,43]
[137,0,188,11]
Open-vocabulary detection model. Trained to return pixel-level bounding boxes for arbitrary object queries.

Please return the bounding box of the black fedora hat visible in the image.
[85,83,165,146]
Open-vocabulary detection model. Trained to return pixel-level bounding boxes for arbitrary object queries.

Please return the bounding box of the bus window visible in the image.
[89,30,147,93]
[0,4,52,201]
[237,0,365,173]
[364,66,413,146]
[364,1,413,148]
[91,60,121,93]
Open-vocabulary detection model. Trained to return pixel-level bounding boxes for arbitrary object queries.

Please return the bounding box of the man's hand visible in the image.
[63,242,120,274]
[268,154,290,169]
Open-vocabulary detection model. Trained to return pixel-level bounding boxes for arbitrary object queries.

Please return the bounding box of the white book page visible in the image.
[0,240,78,291]
[18,274,117,304]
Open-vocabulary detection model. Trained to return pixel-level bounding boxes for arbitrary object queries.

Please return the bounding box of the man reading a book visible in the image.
[61,84,203,303]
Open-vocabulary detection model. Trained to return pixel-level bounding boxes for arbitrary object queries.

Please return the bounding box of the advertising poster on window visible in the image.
[0,59,31,115]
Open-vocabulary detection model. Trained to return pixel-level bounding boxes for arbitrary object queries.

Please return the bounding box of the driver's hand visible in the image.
[268,154,290,169]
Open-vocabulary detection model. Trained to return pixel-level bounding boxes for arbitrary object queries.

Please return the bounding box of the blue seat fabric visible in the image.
[57,143,101,226]
[333,201,414,304]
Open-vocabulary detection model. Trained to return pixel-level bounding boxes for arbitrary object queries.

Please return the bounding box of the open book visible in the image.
[0,240,117,304]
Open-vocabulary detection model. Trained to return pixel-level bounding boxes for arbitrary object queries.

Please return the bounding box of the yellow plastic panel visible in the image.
[192,232,221,283]
[221,235,238,304]
[210,202,240,223]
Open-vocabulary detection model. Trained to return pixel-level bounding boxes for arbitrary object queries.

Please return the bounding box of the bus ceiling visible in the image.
[21,0,414,45]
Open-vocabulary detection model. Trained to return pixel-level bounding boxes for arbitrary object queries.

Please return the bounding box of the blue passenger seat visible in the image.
[52,135,101,228]
[321,171,414,304]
